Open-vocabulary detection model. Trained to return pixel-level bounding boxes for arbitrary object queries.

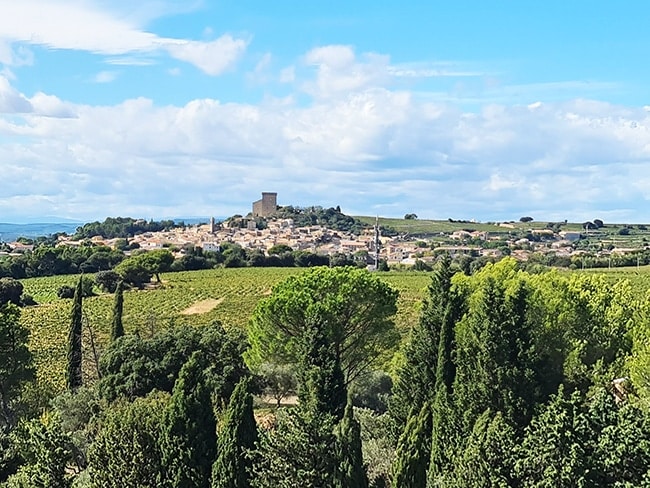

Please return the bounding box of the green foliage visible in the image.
[88,392,168,487]
[448,410,517,488]
[110,281,124,342]
[267,244,293,255]
[247,266,399,383]
[114,254,153,288]
[0,278,24,307]
[73,217,180,240]
[258,363,297,408]
[212,377,257,488]
[94,271,120,293]
[0,304,35,431]
[273,206,368,234]
[391,402,433,488]
[354,408,394,488]
[98,322,248,402]
[515,386,592,487]
[251,408,339,488]
[335,399,368,488]
[161,351,217,488]
[350,371,392,413]
[57,285,74,300]
[9,412,75,488]
[298,318,347,420]
[65,279,83,392]
[453,265,543,431]
[390,256,462,429]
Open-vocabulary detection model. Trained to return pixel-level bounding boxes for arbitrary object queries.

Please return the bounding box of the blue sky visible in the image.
[1,0,650,223]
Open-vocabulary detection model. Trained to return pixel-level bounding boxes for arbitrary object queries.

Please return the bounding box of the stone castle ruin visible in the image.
[252,192,277,217]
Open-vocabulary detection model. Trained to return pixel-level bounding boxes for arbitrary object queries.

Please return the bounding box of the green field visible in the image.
[21,263,650,391]
[20,268,431,390]
[356,216,650,244]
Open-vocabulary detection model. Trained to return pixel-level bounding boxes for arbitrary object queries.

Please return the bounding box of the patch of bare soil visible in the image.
[180,298,224,315]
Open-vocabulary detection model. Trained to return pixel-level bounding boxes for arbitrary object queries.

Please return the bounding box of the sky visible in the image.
[1,0,650,224]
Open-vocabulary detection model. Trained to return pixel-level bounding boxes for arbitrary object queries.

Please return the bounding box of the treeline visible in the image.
[73,217,183,239]
[3,260,650,486]
[0,241,370,284]
[0,245,125,279]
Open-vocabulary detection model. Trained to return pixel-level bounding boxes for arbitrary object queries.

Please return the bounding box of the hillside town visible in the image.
[2,193,648,268]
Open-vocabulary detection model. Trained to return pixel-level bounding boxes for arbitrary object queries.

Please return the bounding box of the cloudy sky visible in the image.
[1,0,650,223]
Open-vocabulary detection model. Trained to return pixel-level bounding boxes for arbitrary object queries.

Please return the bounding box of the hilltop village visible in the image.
[0,193,639,270]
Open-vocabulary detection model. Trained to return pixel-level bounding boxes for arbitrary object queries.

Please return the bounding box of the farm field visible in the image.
[20,267,431,390]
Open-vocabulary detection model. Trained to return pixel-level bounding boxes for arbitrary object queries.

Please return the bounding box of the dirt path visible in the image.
[180,298,224,315]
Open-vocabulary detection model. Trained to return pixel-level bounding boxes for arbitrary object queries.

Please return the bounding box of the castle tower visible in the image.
[252,192,278,217]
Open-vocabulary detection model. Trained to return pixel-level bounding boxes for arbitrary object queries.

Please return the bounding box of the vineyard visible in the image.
[20,268,430,390]
[22,265,650,392]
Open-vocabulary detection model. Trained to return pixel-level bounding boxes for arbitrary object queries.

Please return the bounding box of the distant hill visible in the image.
[0,223,80,242]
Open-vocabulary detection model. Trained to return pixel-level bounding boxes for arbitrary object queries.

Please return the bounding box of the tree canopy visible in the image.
[247,266,399,382]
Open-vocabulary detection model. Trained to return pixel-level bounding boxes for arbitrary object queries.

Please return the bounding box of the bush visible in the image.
[57,285,75,299]
[95,271,121,293]
[351,371,393,412]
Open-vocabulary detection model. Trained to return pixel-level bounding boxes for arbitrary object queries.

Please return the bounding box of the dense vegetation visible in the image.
[72,217,184,240]
[3,258,650,486]
[271,205,368,234]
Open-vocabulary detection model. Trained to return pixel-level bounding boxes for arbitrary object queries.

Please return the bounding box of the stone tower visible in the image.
[252,192,277,217]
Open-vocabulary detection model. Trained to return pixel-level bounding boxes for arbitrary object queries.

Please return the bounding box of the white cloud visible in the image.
[1,45,650,222]
[0,0,247,74]
[164,35,249,76]
[302,45,391,99]
[92,71,119,83]
[279,66,295,84]
[0,75,32,112]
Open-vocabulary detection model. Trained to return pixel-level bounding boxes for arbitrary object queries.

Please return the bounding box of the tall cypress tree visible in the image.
[162,351,217,488]
[429,292,463,480]
[335,398,368,488]
[251,318,347,487]
[66,277,83,392]
[110,280,125,342]
[212,377,257,488]
[391,402,433,488]
[298,318,347,421]
[390,256,459,430]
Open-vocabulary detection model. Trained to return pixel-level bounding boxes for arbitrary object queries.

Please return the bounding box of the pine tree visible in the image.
[110,280,125,342]
[391,402,433,488]
[65,277,83,392]
[335,398,368,488]
[161,351,217,488]
[212,377,257,488]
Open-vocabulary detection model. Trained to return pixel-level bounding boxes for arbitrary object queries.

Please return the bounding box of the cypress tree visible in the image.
[429,293,463,479]
[298,318,347,421]
[391,402,433,488]
[212,377,257,488]
[335,398,368,488]
[162,351,217,488]
[110,280,125,342]
[390,256,459,430]
[65,277,83,392]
